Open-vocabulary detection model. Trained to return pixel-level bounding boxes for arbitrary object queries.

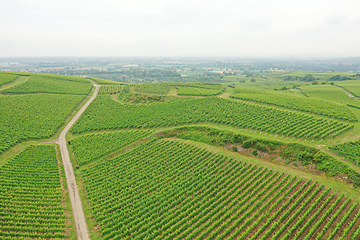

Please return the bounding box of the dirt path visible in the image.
[57,84,99,240]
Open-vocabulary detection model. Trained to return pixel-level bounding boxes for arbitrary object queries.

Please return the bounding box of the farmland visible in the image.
[231,86,357,121]
[0,145,67,239]
[1,75,92,95]
[0,73,18,86]
[0,94,85,153]
[81,139,360,239]
[1,70,360,239]
[71,95,352,140]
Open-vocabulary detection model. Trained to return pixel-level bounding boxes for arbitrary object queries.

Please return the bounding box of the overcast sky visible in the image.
[1,0,359,57]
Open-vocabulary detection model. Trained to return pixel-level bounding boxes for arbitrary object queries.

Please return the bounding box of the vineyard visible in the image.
[99,85,123,95]
[0,145,66,239]
[134,83,170,95]
[177,86,223,96]
[70,129,152,166]
[300,85,360,106]
[1,75,92,95]
[337,80,360,97]
[231,86,357,121]
[0,94,85,153]
[330,140,360,165]
[71,95,352,140]
[0,73,18,86]
[81,139,360,240]
[1,70,360,239]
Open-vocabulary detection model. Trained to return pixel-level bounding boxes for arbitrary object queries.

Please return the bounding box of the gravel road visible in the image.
[57,84,99,240]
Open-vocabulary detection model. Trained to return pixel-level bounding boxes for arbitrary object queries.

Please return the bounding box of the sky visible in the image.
[1,0,360,57]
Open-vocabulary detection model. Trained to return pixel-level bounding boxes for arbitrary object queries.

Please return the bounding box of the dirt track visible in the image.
[57,84,99,240]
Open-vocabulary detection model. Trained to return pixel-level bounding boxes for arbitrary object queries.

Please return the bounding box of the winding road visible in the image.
[57,84,99,240]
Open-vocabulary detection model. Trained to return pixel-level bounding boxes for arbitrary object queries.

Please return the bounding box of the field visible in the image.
[1,70,360,239]
[134,83,169,95]
[0,145,67,239]
[231,86,357,121]
[99,85,123,95]
[1,75,92,95]
[0,94,85,153]
[71,95,352,140]
[69,129,152,166]
[81,139,360,240]
[0,73,18,86]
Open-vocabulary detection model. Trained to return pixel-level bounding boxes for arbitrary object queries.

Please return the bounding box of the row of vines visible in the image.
[80,140,360,239]
[0,145,66,239]
[71,96,352,140]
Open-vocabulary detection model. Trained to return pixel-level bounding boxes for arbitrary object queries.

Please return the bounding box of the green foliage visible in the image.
[330,139,360,165]
[177,86,223,96]
[80,140,360,239]
[336,82,360,98]
[0,145,66,238]
[0,94,85,153]
[1,75,92,95]
[160,126,360,187]
[70,130,152,165]
[231,86,357,121]
[0,73,18,85]
[89,77,123,85]
[134,83,170,95]
[302,74,316,82]
[72,96,351,140]
[99,85,123,94]
[329,75,352,81]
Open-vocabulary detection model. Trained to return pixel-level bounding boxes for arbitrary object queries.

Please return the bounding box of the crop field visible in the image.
[1,75,92,95]
[71,95,352,140]
[0,94,85,153]
[134,83,170,95]
[70,129,152,166]
[90,77,123,85]
[99,85,123,95]
[0,145,66,239]
[80,140,360,240]
[0,73,18,86]
[300,84,360,105]
[177,86,223,96]
[231,86,357,121]
[336,80,360,98]
[330,140,360,165]
[1,70,360,239]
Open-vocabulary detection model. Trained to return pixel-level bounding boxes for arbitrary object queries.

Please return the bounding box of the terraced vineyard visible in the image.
[231,86,357,121]
[70,129,152,165]
[81,140,360,240]
[72,96,352,140]
[0,145,66,239]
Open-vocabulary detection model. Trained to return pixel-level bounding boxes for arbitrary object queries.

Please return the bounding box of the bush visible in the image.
[242,140,256,148]
[253,149,258,156]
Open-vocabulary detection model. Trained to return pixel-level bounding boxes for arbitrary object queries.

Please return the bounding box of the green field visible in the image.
[1,75,92,95]
[1,70,360,239]
[231,86,357,121]
[0,145,67,239]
